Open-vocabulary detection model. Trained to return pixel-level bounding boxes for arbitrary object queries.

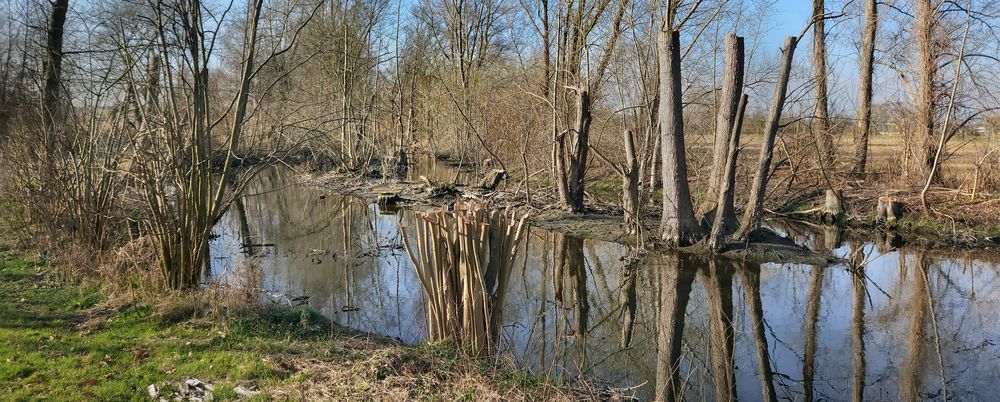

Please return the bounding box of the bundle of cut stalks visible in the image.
[400,200,529,355]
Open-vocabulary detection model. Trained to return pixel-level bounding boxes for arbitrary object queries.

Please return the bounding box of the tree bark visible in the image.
[812,0,835,169]
[565,89,591,211]
[709,93,748,250]
[914,0,939,181]
[658,29,702,246]
[701,34,744,220]
[735,36,798,241]
[623,129,641,235]
[42,0,69,157]
[851,0,878,176]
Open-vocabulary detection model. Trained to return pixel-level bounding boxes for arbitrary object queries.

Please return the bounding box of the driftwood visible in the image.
[875,197,903,222]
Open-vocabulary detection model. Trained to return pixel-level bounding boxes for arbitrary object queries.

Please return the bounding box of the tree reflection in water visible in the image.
[209,168,1000,401]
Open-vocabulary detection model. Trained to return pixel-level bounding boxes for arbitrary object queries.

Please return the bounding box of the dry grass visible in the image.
[268,339,586,401]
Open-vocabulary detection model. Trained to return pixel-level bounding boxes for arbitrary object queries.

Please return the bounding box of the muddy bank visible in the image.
[295,167,839,265]
[293,159,999,255]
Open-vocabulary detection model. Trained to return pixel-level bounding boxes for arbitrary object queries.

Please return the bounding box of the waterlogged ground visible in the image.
[210,167,1000,401]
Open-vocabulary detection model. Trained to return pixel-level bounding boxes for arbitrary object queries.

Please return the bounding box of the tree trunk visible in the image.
[735,36,798,241]
[565,89,591,211]
[914,0,938,182]
[658,29,702,246]
[623,129,641,235]
[812,0,835,169]
[709,93,748,250]
[42,0,69,158]
[851,0,878,176]
[701,34,744,220]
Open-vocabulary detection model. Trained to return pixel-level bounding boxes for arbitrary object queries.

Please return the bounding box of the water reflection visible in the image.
[212,168,1000,401]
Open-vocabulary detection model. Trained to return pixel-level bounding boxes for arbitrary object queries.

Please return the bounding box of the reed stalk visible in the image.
[401,200,528,355]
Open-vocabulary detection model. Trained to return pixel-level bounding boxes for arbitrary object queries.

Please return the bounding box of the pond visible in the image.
[210,167,1000,401]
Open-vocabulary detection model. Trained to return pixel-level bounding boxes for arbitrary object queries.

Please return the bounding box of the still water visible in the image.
[211,167,1000,401]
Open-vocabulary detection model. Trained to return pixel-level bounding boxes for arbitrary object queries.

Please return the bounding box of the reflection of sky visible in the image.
[211,168,1000,401]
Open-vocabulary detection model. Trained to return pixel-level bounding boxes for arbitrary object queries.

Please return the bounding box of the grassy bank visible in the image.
[0,249,573,401]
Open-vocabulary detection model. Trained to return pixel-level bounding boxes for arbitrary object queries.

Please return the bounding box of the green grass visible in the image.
[0,251,569,401]
[0,253,297,400]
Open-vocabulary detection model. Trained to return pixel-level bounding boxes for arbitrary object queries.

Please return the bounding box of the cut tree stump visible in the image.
[478,169,507,191]
[821,189,843,223]
[875,197,902,222]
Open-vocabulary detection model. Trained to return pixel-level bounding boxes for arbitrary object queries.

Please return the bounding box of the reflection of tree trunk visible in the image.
[738,263,778,402]
[851,267,868,402]
[655,253,695,402]
[803,268,824,402]
[618,249,640,348]
[821,225,842,251]
[234,195,253,256]
[702,259,736,401]
[900,253,929,402]
[554,233,588,338]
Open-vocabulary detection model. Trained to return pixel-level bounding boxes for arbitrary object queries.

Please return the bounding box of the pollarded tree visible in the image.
[657,28,702,246]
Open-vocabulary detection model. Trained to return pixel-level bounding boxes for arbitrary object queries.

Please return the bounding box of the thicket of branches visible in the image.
[1,0,998,287]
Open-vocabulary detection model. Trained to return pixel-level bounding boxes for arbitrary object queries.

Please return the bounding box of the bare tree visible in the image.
[658,28,702,246]
[913,0,940,181]
[700,34,744,223]
[41,0,69,163]
[851,0,878,176]
[544,0,629,211]
[735,36,799,241]
[812,0,835,169]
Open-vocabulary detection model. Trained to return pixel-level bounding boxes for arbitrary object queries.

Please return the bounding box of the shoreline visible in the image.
[295,163,1000,255]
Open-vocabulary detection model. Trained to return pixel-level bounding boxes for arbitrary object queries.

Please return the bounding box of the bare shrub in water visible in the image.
[401,201,529,355]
